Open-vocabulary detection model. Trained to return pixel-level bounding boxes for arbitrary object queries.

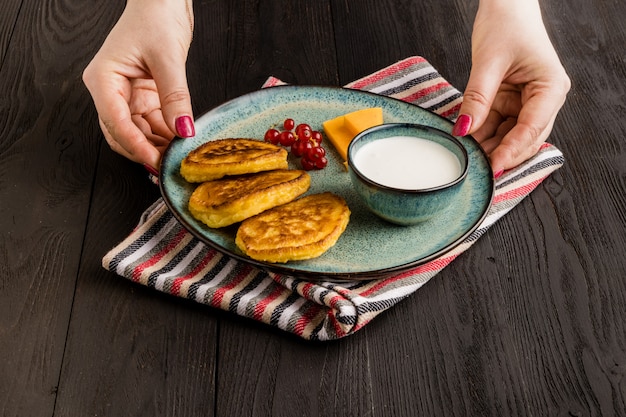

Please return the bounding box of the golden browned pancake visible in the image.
[188,169,310,228]
[235,192,350,263]
[180,138,288,182]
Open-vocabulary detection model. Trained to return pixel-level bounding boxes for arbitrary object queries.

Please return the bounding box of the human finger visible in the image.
[97,95,162,168]
[148,52,195,139]
[489,78,567,170]
[488,112,556,172]
[131,113,173,148]
[452,57,506,137]
[478,117,518,155]
[143,109,175,140]
[84,66,162,167]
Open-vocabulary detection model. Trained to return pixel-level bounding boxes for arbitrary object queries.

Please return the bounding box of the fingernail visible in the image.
[494,169,504,179]
[175,115,195,138]
[143,164,159,177]
[452,114,472,137]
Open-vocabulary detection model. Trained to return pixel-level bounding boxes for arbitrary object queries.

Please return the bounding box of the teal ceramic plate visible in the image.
[160,85,494,280]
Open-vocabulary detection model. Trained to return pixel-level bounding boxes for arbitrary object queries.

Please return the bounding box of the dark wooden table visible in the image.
[2,0,626,416]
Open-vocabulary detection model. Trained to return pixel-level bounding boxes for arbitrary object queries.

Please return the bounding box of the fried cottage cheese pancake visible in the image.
[180,138,289,182]
[235,192,350,263]
[188,169,311,228]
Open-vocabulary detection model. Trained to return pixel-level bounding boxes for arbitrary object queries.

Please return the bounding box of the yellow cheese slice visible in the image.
[322,116,352,161]
[344,107,384,136]
[322,107,384,162]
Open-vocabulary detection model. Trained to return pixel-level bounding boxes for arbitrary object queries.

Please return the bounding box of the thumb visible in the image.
[452,60,504,137]
[151,56,195,138]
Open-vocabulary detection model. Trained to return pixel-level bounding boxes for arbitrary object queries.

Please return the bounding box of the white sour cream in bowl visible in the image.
[347,123,469,225]
[351,136,463,190]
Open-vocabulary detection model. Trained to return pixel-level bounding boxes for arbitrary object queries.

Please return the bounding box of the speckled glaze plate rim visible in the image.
[160,85,494,281]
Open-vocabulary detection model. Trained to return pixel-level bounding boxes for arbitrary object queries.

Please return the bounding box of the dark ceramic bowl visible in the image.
[347,123,469,225]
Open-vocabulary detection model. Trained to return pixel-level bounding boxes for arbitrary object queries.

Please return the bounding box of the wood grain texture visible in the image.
[330,0,475,88]
[0,0,104,415]
[536,1,626,413]
[0,0,22,67]
[53,0,222,415]
[1,0,625,415]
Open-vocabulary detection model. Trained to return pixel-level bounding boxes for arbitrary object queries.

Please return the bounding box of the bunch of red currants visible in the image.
[264,118,328,170]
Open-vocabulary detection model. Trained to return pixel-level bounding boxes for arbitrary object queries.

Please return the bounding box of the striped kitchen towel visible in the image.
[103,56,565,341]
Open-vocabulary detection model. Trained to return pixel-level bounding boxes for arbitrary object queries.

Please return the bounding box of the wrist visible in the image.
[477,0,541,17]
[124,0,194,39]
[125,0,194,28]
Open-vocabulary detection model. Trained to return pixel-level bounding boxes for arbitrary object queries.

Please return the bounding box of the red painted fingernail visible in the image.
[143,164,159,176]
[452,114,472,137]
[494,169,504,179]
[175,115,195,138]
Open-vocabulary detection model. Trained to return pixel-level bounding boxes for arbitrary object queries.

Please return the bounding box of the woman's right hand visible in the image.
[82,0,195,170]
[453,0,570,174]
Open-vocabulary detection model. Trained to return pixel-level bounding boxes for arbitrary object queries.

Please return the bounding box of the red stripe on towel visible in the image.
[253,285,286,321]
[293,304,322,337]
[131,228,188,282]
[328,309,346,339]
[402,82,453,102]
[349,56,427,90]
[440,103,462,119]
[170,249,219,296]
[210,265,253,308]
[493,177,547,205]
[360,254,459,297]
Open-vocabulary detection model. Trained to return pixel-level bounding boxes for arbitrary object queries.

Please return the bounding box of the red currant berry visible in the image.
[311,131,323,145]
[291,139,304,157]
[301,140,314,154]
[301,157,316,171]
[279,131,296,146]
[283,118,295,131]
[306,146,325,161]
[314,156,328,169]
[295,123,311,136]
[299,128,312,140]
[264,128,280,144]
